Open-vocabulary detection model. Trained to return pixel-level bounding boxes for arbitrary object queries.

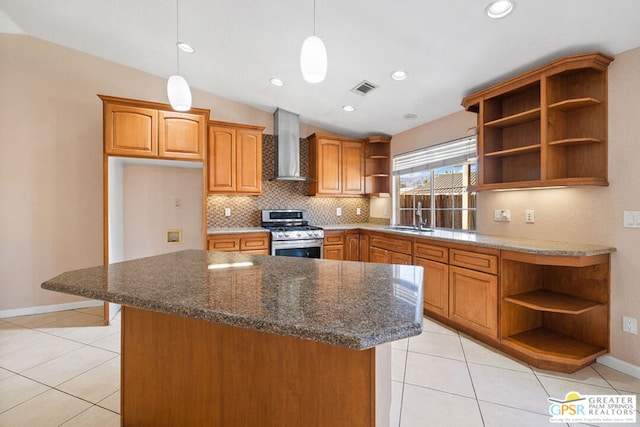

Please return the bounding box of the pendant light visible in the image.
[167,0,192,111]
[300,0,327,83]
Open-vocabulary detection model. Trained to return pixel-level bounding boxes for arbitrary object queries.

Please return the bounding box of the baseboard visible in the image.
[596,354,640,380]
[0,300,103,319]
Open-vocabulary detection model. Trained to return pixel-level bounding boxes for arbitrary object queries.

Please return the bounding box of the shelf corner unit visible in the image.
[461,52,613,191]
[364,136,392,197]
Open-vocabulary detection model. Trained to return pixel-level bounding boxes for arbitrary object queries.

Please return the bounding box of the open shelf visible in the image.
[504,289,603,314]
[366,155,388,159]
[367,173,389,178]
[548,137,602,147]
[503,328,607,362]
[548,97,602,112]
[364,136,391,197]
[484,108,541,128]
[485,144,541,158]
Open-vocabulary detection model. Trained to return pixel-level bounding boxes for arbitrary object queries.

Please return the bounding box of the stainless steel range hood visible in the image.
[273,108,306,181]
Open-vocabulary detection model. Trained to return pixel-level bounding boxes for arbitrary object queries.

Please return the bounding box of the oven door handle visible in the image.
[271,239,324,250]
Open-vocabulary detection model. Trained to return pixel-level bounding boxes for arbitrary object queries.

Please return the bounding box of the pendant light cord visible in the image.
[313,0,316,35]
[176,0,180,75]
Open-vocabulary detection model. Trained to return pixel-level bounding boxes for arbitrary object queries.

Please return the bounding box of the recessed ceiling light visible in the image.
[177,42,194,53]
[391,70,407,81]
[403,113,417,120]
[342,105,355,112]
[485,0,515,19]
[270,78,284,87]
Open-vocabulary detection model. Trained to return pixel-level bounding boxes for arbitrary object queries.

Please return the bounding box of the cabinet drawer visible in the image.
[207,237,240,252]
[324,230,345,246]
[240,233,269,251]
[370,233,412,255]
[414,242,449,263]
[389,251,412,265]
[450,249,498,275]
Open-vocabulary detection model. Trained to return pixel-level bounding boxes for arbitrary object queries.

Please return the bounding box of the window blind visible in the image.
[392,136,476,175]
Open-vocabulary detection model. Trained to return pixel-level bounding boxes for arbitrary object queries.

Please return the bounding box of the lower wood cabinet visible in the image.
[449,266,498,338]
[345,231,360,261]
[207,233,269,255]
[414,257,449,317]
[323,230,345,260]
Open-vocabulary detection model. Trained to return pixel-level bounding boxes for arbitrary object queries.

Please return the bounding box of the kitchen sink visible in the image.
[383,226,434,233]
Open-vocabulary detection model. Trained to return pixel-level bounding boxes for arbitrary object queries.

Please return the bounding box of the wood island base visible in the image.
[121,306,391,426]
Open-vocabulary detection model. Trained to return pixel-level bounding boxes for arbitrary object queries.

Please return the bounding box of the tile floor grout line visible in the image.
[456,330,486,427]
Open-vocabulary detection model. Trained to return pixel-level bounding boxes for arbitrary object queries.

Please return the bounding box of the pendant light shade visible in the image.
[300,35,327,83]
[167,75,192,112]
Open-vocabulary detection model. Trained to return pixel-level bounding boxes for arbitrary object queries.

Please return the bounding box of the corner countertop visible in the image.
[41,250,424,350]
[209,223,615,257]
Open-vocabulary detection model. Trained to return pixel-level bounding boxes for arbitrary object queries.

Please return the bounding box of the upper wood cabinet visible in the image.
[207,122,264,195]
[308,133,364,196]
[364,136,391,197]
[461,52,613,190]
[99,95,208,161]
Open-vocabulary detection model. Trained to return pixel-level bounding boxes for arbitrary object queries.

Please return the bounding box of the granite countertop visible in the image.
[41,250,424,350]
[322,223,616,257]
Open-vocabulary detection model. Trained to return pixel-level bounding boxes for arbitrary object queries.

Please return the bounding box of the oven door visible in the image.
[271,239,323,259]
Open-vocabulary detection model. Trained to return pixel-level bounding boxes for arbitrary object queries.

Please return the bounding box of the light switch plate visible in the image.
[336,207,342,216]
[623,211,640,228]
[356,207,361,216]
[494,209,511,222]
[224,207,231,217]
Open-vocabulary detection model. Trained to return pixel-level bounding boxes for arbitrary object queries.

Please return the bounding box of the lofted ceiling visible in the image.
[2,0,640,137]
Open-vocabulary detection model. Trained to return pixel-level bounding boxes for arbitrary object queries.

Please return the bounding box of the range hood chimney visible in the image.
[273,108,306,181]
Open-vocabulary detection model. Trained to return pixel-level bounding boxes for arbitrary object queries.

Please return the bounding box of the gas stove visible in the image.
[261,210,324,258]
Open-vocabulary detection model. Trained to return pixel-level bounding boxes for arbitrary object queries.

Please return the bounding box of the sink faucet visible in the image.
[415,202,425,229]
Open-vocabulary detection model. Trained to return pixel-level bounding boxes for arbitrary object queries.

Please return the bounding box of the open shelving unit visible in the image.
[500,251,610,372]
[462,52,613,190]
[364,136,391,197]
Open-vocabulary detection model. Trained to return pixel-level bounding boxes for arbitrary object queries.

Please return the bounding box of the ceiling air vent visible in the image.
[351,80,379,96]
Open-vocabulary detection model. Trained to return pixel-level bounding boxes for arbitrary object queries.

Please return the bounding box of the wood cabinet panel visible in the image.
[158,111,205,160]
[369,247,388,264]
[415,258,449,317]
[323,230,345,260]
[308,133,365,196]
[318,139,342,194]
[239,233,269,251]
[104,103,157,157]
[208,233,269,253]
[236,128,262,194]
[324,230,345,246]
[324,245,344,260]
[449,266,498,338]
[414,241,449,263]
[450,249,498,275]
[208,125,236,193]
[342,141,364,195]
[389,251,412,265]
[359,233,370,263]
[369,233,412,255]
[345,231,360,261]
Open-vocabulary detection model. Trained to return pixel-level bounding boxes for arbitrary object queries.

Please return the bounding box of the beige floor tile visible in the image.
[21,345,117,387]
[97,389,120,414]
[392,338,408,350]
[469,363,550,414]
[592,363,640,393]
[539,375,618,403]
[3,310,77,329]
[479,400,552,426]
[390,381,403,427]
[91,332,121,354]
[421,316,459,336]
[392,349,407,382]
[0,367,13,381]
[461,335,532,373]
[404,352,475,397]
[0,388,91,426]
[57,357,120,403]
[408,331,465,361]
[57,321,120,345]
[533,365,612,388]
[0,334,84,373]
[0,326,52,358]
[35,312,103,338]
[0,373,49,413]
[60,405,120,426]
[74,306,105,318]
[400,384,483,427]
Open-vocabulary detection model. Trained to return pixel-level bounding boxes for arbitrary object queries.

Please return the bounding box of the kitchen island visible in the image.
[42,250,424,426]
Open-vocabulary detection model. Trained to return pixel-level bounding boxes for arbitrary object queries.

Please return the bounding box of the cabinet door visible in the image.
[207,236,240,252]
[323,245,344,260]
[345,232,360,261]
[449,266,498,338]
[208,125,236,193]
[369,247,389,264]
[359,234,370,263]
[389,251,412,265]
[236,128,262,194]
[317,139,342,194]
[415,258,449,317]
[342,141,364,195]
[158,111,205,160]
[104,104,157,157]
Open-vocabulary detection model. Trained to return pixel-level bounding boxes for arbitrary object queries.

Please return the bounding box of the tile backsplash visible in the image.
[206,135,371,227]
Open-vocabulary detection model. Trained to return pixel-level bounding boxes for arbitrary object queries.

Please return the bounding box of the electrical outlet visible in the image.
[174,198,181,208]
[623,316,638,334]
[336,207,342,216]
[356,207,361,216]
[525,210,535,223]
[494,209,511,222]
[623,211,640,228]
[224,207,231,217]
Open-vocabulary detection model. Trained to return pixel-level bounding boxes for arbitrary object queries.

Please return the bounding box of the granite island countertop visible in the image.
[41,250,424,350]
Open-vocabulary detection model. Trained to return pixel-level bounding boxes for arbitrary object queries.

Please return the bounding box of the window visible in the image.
[393,137,477,231]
